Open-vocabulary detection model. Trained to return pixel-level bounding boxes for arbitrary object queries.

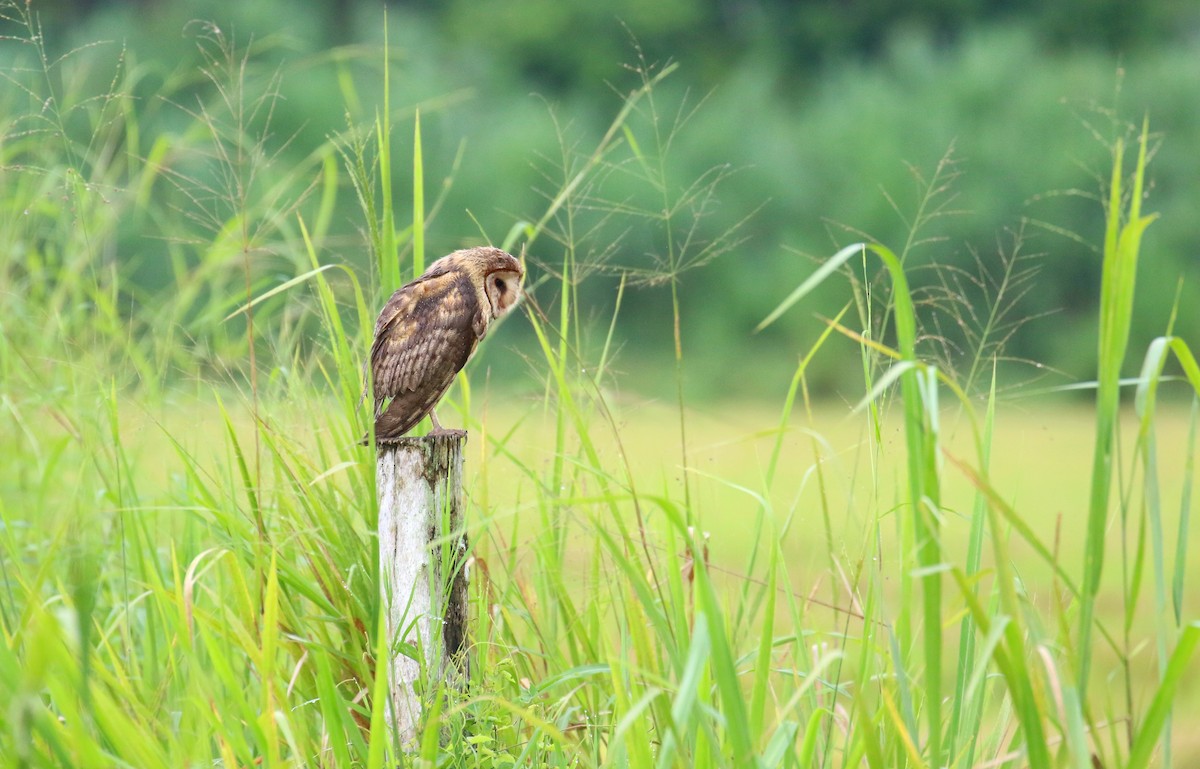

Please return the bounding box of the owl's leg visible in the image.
[427,409,466,437]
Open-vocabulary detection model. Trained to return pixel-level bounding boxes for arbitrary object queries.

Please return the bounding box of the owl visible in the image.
[366,246,524,443]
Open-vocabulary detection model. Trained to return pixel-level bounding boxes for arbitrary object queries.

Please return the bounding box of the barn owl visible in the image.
[365,247,524,443]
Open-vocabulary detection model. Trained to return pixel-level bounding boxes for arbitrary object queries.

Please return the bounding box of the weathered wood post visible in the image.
[376,432,469,746]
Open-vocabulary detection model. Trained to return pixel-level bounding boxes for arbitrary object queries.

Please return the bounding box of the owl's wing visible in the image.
[368,271,485,441]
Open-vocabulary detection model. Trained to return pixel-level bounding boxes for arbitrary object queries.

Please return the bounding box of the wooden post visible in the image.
[376,433,469,746]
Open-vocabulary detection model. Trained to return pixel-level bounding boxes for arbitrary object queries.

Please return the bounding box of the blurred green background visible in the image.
[9,0,1200,400]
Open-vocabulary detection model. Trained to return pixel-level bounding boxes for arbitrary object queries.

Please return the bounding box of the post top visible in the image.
[374,429,467,450]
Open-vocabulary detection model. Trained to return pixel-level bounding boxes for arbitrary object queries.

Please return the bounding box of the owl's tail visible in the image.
[362,402,426,445]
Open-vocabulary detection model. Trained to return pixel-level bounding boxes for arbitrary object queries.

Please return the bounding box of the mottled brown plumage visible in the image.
[366,247,523,443]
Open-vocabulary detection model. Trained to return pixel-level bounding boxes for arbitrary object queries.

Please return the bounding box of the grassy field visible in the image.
[5,380,1199,766]
[3,6,1200,765]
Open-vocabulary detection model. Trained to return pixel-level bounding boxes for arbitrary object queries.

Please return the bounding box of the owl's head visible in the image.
[455,246,524,320]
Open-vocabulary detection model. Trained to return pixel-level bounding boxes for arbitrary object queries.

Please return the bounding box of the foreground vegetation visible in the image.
[2,6,1200,767]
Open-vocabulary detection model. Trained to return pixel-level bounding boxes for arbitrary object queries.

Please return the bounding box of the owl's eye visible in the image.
[494,277,506,292]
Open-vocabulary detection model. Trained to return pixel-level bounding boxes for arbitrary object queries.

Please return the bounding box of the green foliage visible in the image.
[2,5,1200,768]
[1078,119,1158,693]
[10,2,1200,397]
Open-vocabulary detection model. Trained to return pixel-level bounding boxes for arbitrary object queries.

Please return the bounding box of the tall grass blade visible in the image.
[693,560,755,766]
[761,239,943,764]
[1079,118,1158,696]
[412,108,425,276]
[1175,399,1197,623]
[1126,623,1200,769]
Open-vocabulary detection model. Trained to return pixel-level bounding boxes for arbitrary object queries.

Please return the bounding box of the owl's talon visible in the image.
[428,412,465,438]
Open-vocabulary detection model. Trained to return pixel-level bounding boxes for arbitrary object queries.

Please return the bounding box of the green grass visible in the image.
[2,5,1200,767]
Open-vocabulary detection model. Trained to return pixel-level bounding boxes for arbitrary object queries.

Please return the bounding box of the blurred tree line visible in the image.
[35,0,1194,84]
[10,0,1200,399]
